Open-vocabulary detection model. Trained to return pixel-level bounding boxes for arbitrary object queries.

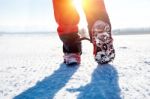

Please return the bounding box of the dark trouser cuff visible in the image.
[59,33,82,54]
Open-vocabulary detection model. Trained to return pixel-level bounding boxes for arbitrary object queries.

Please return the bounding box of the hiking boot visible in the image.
[91,20,115,64]
[64,53,81,65]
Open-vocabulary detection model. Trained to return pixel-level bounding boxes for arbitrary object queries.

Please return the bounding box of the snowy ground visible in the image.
[0,33,150,99]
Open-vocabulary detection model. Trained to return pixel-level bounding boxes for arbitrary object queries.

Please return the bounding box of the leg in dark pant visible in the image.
[53,0,81,54]
[82,0,111,41]
[52,0,82,65]
[82,0,115,64]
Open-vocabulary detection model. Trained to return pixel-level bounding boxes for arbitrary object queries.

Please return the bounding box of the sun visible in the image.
[73,0,82,10]
[72,0,88,37]
[72,0,83,15]
[72,0,87,27]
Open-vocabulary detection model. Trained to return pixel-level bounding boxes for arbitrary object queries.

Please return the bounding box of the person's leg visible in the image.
[82,0,111,39]
[52,0,81,65]
[82,0,115,64]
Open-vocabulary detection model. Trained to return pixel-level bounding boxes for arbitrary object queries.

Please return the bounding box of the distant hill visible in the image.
[0,27,150,36]
[0,31,55,34]
[112,27,150,35]
[0,31,57,36]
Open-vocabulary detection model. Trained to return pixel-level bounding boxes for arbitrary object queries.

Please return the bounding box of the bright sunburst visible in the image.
[72,0,87,29]
[73,0,82,10]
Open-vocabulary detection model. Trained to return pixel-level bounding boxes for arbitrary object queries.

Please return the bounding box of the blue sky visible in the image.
[0,0,56,32]
[0,0,150,32]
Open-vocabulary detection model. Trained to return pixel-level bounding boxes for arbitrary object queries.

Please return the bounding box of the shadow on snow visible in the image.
[14,64,121,99]
[14,63,79,99]
[67,64,121,99]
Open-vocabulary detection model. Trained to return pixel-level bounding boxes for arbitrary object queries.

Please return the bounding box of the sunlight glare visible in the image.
[72,0,87,27]
[73,0,82,11]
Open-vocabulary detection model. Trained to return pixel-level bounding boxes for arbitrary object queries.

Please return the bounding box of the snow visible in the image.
[0,34,150,99]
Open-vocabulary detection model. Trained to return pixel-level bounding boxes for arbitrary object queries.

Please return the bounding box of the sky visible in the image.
[0,0,150,32]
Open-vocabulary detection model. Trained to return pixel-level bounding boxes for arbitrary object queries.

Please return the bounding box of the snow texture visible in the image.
[0,34,150,99]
